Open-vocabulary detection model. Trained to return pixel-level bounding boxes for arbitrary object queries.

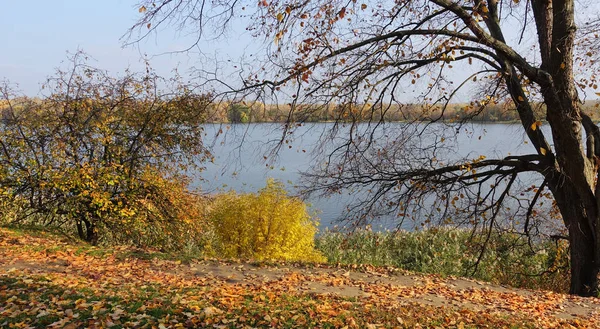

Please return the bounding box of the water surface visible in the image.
[198,122,544,229]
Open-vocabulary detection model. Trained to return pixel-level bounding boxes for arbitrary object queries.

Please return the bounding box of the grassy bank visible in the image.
[316,228,570,293]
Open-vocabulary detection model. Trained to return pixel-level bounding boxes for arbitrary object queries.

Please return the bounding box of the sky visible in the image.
[0,0,244,96]
[2,1,598,100]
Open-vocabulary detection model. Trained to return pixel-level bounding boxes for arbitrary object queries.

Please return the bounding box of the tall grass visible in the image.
[315,227,570,292]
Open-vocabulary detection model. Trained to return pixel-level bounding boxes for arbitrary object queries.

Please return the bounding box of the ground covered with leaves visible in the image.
[1,228,599,328]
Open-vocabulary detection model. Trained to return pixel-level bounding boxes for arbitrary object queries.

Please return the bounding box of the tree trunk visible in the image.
[550,181,599,296]
[76,220,85,241]
[569,220,599,296]
[529,0,599,296]
[82,217,99,245]
[544,102,600,296]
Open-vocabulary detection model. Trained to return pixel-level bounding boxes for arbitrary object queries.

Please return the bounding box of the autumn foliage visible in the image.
[129,0,600,296]
[208,179,325,262]
[0,53,210,249]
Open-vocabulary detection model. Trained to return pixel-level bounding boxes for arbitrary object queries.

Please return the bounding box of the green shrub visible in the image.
[316,227,569,292]
[208,179,326,262]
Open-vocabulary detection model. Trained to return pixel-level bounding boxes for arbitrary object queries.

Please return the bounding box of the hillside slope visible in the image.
[1,228,599,328]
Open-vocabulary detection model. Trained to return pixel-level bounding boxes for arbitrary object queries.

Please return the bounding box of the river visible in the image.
[197,122,546,229]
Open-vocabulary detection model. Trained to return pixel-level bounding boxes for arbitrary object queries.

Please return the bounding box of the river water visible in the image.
[197,122,546,229]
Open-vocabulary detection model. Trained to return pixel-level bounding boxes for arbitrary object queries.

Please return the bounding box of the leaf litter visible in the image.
[1,228,599,328]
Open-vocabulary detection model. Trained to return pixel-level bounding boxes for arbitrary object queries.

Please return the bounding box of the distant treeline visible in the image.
[209,100,600,124]
[3,98,600,124]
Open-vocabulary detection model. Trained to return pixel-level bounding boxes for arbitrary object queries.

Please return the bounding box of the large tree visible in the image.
[129,0,600,296]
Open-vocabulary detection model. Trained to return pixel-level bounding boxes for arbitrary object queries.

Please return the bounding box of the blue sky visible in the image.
[0,0,234,95]
[2,1,598,100]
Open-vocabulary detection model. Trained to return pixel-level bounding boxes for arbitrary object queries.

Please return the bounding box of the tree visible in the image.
[0,53,211,247]
[228,104,251,123]
[129,1,600,296]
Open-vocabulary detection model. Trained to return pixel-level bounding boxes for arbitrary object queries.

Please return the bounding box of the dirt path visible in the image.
[184,260,600,321]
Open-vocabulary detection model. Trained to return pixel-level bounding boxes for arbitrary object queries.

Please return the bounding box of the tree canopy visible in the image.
[128,0,600,296]
[0,53,211,248]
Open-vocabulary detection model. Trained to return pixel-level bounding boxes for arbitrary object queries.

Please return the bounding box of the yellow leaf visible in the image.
[147,23,152,29]
[560,62,566,69]
[361,3,367,10]
[530,120,541,131]
[139,6,147,13]
[518,95,525,102]
[540,147,547,155]
[276,12,284,22]
[274,31,283,44]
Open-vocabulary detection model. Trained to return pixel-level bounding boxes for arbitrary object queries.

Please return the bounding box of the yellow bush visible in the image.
[209,179,325,262]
